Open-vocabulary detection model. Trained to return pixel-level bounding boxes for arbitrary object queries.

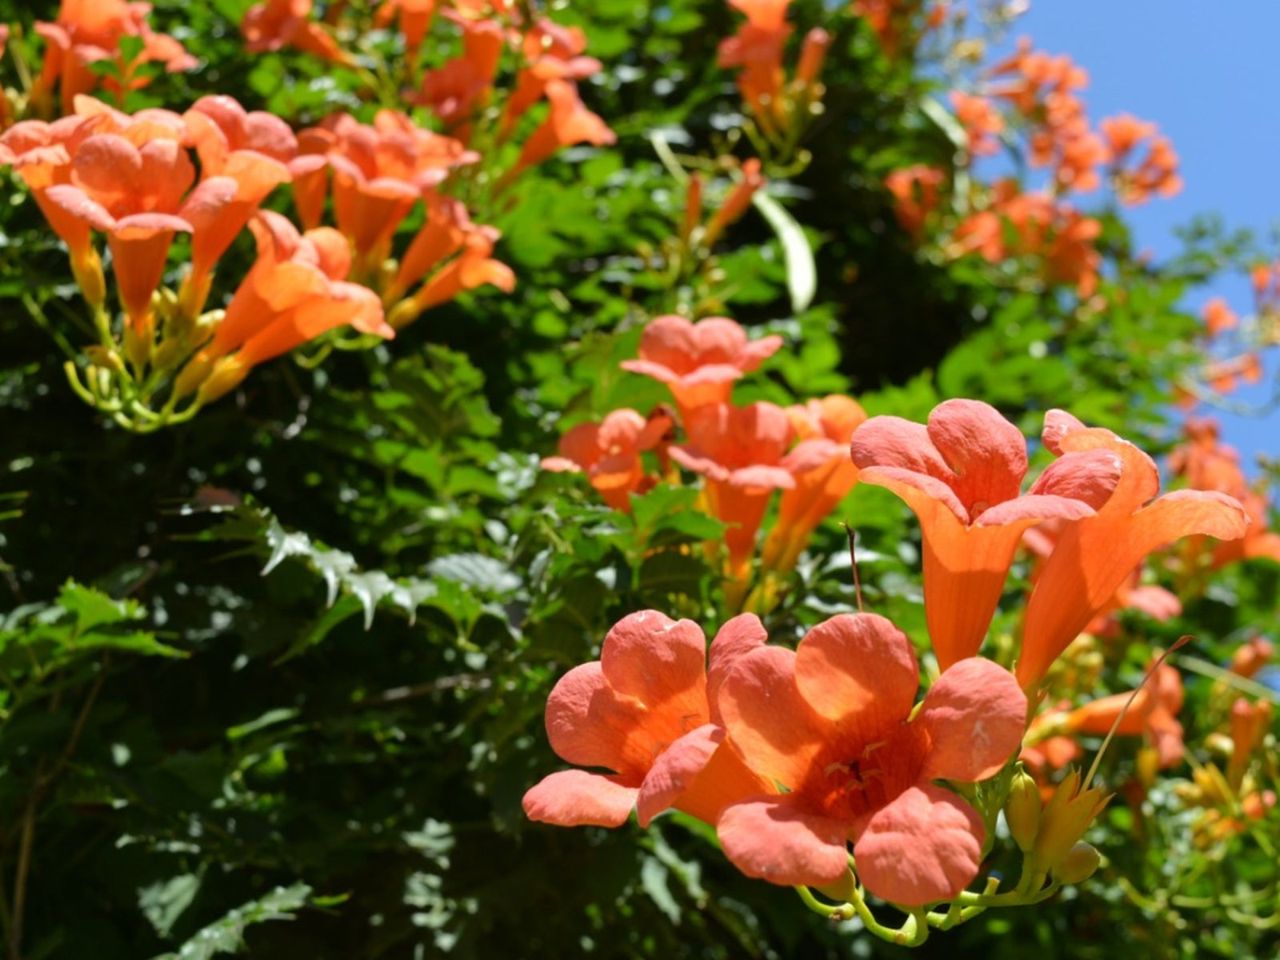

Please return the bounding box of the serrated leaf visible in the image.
[425,554,520,595]
[151,884,312,960]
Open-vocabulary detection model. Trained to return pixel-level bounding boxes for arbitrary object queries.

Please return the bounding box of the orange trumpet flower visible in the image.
[175,211,391,404]
[718,0,792,130]
[501,79,615,186]
[761,395,867,573]
[523,610,773,828]
[242,0,353,65]
[620,315,783,421]
[1064,663,1185,770]
[1017,411,1250,688]
[386,226,515,328]
[850,400,1122,671]
[669,401,798,580]
[33,0,196,116]
[502,19,602,135]
[43,130,199,339]
[416,12,505,128]
[542,409,673,512]
[715,612,1027,904]
[375,0,438,57]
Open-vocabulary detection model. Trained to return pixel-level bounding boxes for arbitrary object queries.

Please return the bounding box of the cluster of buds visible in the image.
[717,1,831,160]
[543,314,866,609]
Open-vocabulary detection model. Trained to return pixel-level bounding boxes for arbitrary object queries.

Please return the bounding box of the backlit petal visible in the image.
[718,797,850,887]
[522,770,637,827]
[918,658,1027,781]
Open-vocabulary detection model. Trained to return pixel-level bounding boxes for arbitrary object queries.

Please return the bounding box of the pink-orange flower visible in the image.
[175,211,391,403]
[288,111,478,272]
[42,120,201,335]
[1230,637,1273,680]
[1064,664,1185,769]
[761,395,867,572]
[1227,697,1272,791]
[886,164,944,240]
[850,400,1121,670]
[1017,411,1250,688]
[32,0,196,116]
[718,0,792,131]
[0,113,109,302]
[620,315,783,420]
[670,402,798,579]
[1201,297,1239,337]
[701,158,766,249]
[1100,115,1182,206]
[375,0,438,57]
[523,611,773,828]
[502,19,602,136]
[715,612,1026,905]
[179,96,295,314]
[501,79,615,186]
[542,409,673,512]
[950,91,1004,156]
[242,0,353,65]
[387,225,516,327]
[416,12,505,128]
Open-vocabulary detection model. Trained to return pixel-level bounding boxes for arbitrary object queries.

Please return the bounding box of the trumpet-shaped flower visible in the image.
[1227,698,1272,791]
[375,0,439,57]
[416,13,505,128]
[715,612,1027,905]
[761,395,867,572]
[669,402,798,579]
[1064,664,1185,769]
[1017,411,1250,688]
[388,226,515,328]
[523,611,773,828]
[43,130,200,332]
[850,399,1121,670]
[718,0,792,129]
[175,211,391,403]
[502,80,616,185]
[620,315,783,420]
[542,409,673,512]
[1230,637,1273,680]
[502,19,602,135]
[242,0,352,64]
[33,0,196,116]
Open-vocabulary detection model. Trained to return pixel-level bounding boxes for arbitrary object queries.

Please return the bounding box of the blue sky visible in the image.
[1014,0,1280,469]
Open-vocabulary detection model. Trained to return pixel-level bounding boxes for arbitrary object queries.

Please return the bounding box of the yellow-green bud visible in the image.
[1004,767,1042,853]
[1054,841,1101,884]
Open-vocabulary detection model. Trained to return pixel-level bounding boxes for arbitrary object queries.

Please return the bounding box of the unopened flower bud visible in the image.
[83,345,125,373]
[1136,745,1160,789]
[796,28,831,90]
[815,868,856,903]
[72,246,107,309]
[1054,841,1101,884]
[195,355,249,405]
[1005,768,1042,852]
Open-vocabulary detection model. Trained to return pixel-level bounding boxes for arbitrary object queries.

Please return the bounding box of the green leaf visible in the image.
[151,884,312,960]
[753,190,816,313]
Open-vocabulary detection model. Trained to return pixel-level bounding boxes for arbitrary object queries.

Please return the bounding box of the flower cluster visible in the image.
[544,313,867,604]
[886,36,1182,297]
[28,0,196,117]
[718,0,831,149]
[525,608,1032,911]
[239,1,617,195]
[528,398,1257,933]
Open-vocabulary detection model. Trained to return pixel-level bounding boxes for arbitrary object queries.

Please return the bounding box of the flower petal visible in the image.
[926,399,1027,513]
[544,661,647,776]
[918,658,1027,782]
[635,723,720,827]
[599,610,708,712]
[522,770,637,827]
[707,613,768,725]
[794,613,919,728]
[853,784,985,906]
[718,797,850,887]
[717,645,826,787]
